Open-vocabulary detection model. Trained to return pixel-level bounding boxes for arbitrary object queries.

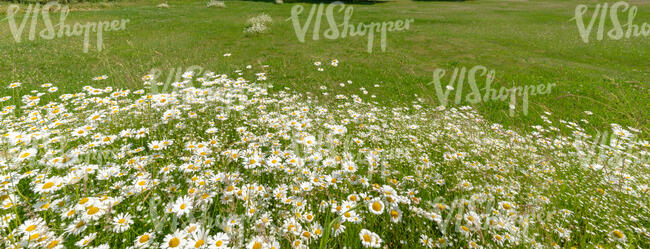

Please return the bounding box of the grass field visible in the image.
[0,1,649,249]
[1,0,648,135]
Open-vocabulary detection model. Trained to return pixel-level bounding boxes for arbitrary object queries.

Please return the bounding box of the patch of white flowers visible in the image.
[245,14,272,34]
[207,0,226,8]
[0,62,648,248]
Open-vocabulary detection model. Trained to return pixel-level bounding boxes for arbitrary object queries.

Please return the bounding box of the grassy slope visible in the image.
[0,0,648,136]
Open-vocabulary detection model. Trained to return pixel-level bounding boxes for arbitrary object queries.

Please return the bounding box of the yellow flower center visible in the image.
[42,182,56,191]
[139,235,150,243]
[29,233,40,241]
[47,240,59,249]
[87,206,100,215]
[169,237,180,247]
[613,230,624,238]
[372,202,382,211]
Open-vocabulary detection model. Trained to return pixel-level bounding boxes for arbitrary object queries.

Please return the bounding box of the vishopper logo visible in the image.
[6,137,124,170]
[143,65,212,94]
[428,65,556,117]
[4,2,130,53]
[288,1,414,53]
[573,1,649,42]
[423,194,557,241]
[147,197,226,235]
[573,129,649,171]
[142,65,272,95]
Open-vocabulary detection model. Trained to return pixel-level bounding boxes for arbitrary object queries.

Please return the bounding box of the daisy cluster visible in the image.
[0,68,648,249]
[245,14,272,34]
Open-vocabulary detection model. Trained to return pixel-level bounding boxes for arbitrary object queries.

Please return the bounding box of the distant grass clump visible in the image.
[207,0,225,8]
[245,13,272,33]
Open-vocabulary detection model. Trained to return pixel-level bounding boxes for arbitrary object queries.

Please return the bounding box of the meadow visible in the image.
[0,0,648,134]
[0,0,648,248]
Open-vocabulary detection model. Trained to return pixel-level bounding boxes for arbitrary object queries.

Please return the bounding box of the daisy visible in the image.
[207,232,229,249]
[246,236,265,249]
[459,225,471,237]
[82,203,106,221]
[464,211,481,227]
[389,208,402,223]
[610,229,626,242]
[359,229,382,248]
[217,113,228,121]
[44,236,65,249]
[342,160,357,173]
[499,201,515,212]
[92,75,108,81]
[332,222,346,237]
[0,214,16,229]
[556,227,570,240]
[468,240,483,249]
[72,127,90,137]
[256,73,267,81]
[75,232,97,247]
[267,240,281,249]
[112,213,133,233]
[303,135,316,147]
[420,234,433,248]
[16,148,37,162]
[188,229,210,249]
[34,176,62,194]
[182,71,195,79]
[60,206,77,220]
[18,218,45,236]
[172,196,194,217]
[148,141,165,151]
[185,223,202,235]
[368,198,384,215]
[64,218,87,235]
[134,232,155,248]
[266,155,281,167]
[162,230,187,249]
[309,223,323,239]
[492,234,506,246]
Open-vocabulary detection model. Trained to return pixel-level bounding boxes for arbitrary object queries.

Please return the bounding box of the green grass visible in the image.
[1,0,648,135]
